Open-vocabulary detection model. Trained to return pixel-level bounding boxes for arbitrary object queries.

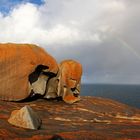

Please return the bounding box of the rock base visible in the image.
[0,96,139,139]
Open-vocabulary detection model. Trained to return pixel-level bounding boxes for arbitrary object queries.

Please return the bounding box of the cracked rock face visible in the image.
[0,44,82,104]
[59,60,82,104]
[0,43,58,101]
[44,60,83,104]
[8,105,41,130]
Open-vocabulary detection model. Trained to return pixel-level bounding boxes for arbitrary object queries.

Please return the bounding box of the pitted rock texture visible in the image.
[44,59,83,104]
[0,43,58,101]
[58,60,82,104]
[8,105,41,130]
[0,96,139,139]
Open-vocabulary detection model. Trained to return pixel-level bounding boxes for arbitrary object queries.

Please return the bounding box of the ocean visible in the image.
[81,84,140,109]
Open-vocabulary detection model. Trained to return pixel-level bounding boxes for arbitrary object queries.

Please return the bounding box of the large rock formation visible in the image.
[44,60,83,104]
[0,96,139,139]
[0,43,139,139]
[0,44,83,104]
[0,43,58,101]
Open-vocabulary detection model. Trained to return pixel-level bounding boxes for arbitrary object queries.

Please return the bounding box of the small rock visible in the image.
[8,105,41,130]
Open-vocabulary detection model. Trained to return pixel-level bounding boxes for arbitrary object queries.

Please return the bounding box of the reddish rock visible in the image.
[0,43,58,101]
[0,96,139,139]
[8,105,41,130]
[59,60,82,104]
[44,59,83,104]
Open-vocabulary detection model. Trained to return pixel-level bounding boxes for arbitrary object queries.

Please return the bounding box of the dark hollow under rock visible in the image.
[0,96,139,139]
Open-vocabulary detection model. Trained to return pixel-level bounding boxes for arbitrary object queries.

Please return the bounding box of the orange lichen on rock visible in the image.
[58,60,82,104]
[0,96,139,139]
[44,59,83,104]
[60,60,82,88]
[0,43,58,101]
[62,91,80,104]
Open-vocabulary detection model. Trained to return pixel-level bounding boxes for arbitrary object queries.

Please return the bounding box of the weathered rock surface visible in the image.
[58,60,82,104]
[44,59,82,104]
[8,105,41,130]
[0,96,139,139]
[0,43,58,101]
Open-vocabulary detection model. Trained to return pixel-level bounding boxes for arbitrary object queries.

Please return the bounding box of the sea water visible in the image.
[81,84,140,109]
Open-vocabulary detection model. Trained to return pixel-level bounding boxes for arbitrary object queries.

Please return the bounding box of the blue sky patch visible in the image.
[0,0,44,15]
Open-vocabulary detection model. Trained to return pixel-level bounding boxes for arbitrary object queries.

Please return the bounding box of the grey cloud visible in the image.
[0,0,140,84]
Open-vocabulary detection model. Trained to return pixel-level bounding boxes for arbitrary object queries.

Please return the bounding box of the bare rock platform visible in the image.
[0,96,140,140]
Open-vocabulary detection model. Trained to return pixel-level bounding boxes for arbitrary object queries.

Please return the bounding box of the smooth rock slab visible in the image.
[8,105,41,130]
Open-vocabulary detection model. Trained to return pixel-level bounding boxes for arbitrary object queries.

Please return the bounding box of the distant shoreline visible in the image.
[81,84,140,109]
